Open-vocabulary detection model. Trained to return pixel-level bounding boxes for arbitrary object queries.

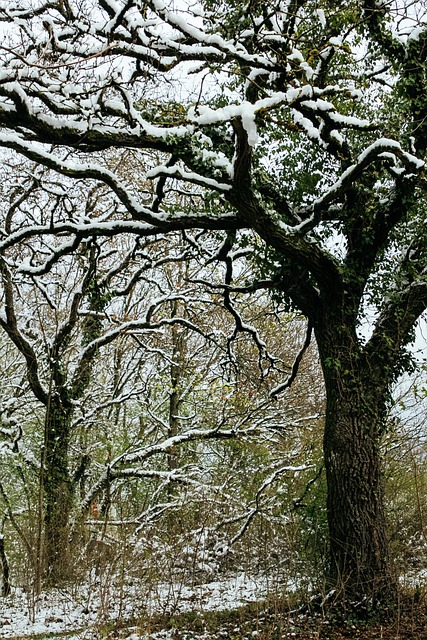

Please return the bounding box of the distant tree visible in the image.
[79,281,324,588]
[0,0,426,603]
[0,165,318,587]
[0,168,233,582]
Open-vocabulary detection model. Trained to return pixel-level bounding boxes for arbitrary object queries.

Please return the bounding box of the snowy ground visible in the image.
[0,573,285,639]
[2,570,426,639]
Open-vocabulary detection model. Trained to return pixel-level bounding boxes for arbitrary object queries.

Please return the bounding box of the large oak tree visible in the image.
[0,0,426,602]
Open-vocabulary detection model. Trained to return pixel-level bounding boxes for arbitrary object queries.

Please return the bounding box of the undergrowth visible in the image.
[96,586,427,640]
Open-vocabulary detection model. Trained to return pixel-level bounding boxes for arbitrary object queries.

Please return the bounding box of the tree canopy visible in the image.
[0,1,424,348]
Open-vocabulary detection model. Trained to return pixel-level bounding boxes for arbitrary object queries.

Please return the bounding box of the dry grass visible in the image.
[99,589,427,640]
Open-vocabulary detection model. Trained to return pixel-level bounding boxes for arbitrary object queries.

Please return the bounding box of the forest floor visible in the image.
[98,595,427,640]
[1,573,427,640]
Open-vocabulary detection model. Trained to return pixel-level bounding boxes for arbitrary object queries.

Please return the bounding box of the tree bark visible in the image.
[0,536,11,597]
[43,398,73,583]
[318,329,397,604]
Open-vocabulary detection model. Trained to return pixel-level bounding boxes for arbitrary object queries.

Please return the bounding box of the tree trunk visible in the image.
[43,399,73,583]
[321,351,397,604]
[0,535,11,597]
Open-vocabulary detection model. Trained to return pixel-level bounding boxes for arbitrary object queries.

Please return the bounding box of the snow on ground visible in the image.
[3,570,426,639]
[0,573,287,639]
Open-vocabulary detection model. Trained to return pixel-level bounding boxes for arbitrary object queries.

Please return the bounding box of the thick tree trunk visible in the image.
[43,400,73,583]
[321,355,397,604]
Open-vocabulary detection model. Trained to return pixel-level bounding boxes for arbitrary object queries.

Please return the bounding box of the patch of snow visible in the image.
[316,9,326,29]
[407,26,426,43]
[0,574,295,639]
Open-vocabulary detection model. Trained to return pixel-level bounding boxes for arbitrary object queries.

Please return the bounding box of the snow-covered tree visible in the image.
[0,167,234,582]
[0,165,318,586]
[0,0,426,602]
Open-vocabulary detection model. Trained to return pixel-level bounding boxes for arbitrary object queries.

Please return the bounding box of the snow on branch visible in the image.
[229,463,314,546]
[81,425,239,512]
[0,133,165,225]
[147,164,232,192]
[295,137,425,224]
